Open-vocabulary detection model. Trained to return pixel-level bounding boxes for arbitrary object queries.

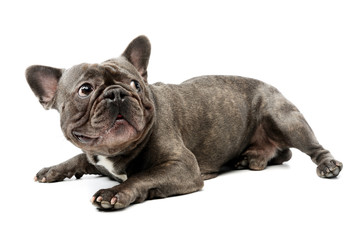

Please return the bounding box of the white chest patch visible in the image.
[97,155,128,182]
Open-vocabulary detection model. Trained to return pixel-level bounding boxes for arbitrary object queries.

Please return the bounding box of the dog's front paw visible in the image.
[35,167,63,183]
[317,159,343,178]
[91,186,132,210]
[35,166,79,183]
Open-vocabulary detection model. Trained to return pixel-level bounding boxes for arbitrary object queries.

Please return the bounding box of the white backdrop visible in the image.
[1,1,359,239]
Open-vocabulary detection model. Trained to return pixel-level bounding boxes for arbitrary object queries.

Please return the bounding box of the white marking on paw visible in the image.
[97,155,128,182]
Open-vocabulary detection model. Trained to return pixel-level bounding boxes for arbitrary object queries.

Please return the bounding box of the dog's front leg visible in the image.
[91,152,204,210]
[35,154,101,183]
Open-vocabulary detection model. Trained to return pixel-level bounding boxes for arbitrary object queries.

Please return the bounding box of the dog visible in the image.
[26,35,343,210]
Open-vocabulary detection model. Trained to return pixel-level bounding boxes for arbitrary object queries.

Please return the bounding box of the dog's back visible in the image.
[149,76,274,176]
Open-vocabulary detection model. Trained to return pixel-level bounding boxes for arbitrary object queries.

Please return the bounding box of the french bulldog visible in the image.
[26,35,343,210]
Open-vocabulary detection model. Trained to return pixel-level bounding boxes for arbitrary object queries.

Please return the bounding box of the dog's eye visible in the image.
[78,83,94,98]
[130,80,141,92]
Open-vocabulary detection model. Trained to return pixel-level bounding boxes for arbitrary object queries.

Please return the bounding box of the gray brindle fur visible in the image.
[26,36,343,210]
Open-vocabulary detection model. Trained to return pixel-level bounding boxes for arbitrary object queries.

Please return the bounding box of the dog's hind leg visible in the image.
[268,148,292,165]
[234,123,279,171]
[261,91,343,178]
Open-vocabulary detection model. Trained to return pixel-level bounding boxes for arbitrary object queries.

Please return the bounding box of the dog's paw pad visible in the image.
[317,160,343,178]
[91,188,130,210]
[234,156,249,169]
[100,201,112,209]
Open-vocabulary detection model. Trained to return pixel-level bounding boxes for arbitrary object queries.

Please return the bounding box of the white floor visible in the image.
[3,145,357,240]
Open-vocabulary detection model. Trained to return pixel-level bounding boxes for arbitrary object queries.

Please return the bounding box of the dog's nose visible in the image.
[104,88,129,101]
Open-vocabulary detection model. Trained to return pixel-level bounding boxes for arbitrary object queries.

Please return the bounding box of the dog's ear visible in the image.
[25,65,64,110]
[122,35,151,82]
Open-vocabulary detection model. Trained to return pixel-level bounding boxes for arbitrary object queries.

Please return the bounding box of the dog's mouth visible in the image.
[72,114,129,145]
[72,131,98,144]
[116,114,124,120]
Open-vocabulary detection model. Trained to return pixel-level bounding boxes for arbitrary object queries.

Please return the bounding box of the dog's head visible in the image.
[26,36,155,156]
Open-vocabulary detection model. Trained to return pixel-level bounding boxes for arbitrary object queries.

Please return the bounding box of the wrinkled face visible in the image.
[57,59,154,156]
[26,36,154,156]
